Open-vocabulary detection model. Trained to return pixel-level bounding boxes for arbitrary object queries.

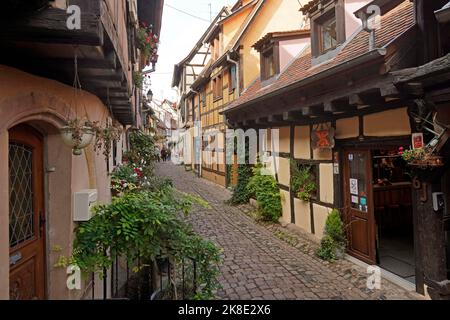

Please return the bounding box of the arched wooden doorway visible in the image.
[8,124,46,300]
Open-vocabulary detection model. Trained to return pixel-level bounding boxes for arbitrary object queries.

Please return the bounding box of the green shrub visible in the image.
[325,209,346,245]
[316,209,347,262]
[246,164,282,222]
[317,235,336,261]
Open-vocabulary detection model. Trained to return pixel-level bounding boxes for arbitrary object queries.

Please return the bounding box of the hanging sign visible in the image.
[412,133,424,150]
[311,124,335,149]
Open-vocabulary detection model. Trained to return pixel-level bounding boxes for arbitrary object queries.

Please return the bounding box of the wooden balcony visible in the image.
[0,0,163,125]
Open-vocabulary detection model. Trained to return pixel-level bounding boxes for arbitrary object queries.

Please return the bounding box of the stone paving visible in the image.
[156,162,422,300]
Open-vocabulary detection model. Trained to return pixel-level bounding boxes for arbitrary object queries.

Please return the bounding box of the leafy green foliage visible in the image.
[72,186,221,299]
[67,129,221,299]
[291,161,317,201]
[246,164,282,222]
[229,164,253,204]
[317,235,337,261]
[317,209,347,261]
[133,71,144,89]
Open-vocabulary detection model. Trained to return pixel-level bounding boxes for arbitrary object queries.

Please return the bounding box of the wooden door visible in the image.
[8,125,46,300]
[343,150,376,264]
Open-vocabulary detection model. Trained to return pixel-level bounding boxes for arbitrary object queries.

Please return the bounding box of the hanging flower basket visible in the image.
[60,119,95,156]
[399,147,444,169]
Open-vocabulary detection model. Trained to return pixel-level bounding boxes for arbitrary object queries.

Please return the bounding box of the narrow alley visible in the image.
[156,162,420,300]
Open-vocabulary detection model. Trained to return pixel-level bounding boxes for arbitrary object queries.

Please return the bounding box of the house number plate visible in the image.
[9,252,22,266]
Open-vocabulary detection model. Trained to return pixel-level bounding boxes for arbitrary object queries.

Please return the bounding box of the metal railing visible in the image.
[90,257,198,300]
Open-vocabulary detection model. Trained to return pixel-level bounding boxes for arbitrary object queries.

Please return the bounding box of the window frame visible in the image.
[212,73,223,101]
[317,10,338,55]
[259,42,280,82]
[310,0,346,58]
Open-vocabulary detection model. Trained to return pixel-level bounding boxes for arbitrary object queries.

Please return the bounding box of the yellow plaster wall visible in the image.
[319,164,334,204]
[279,189,291,225]
[294,198,311,233]
[274,126,290,153]
[336,116,359,139]
[277,156,290,187]
[294,126,310,159]
[223,5,253,49]
[363,108,411,137]
[313,204,330,239]
[240,0,306,88]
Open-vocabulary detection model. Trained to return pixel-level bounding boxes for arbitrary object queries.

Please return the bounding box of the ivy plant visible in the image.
[246,163,282,222]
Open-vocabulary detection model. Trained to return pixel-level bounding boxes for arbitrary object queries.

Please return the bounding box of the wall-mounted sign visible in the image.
[412,133,424,149]
[311,124,335,149]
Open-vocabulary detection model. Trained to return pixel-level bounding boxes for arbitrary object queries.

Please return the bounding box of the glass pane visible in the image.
[321,16,337,53]
[9,143,35,247]
[348,152,368,213]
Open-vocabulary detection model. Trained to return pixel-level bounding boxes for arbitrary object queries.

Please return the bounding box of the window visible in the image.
[228,65,237,93]
[201,89,206,108]
[319,12,337,54]
[310,0,345,58]
[262,48,276,80]
[213,74,223,100]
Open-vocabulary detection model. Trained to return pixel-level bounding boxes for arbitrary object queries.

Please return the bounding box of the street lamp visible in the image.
[147,89,153,102]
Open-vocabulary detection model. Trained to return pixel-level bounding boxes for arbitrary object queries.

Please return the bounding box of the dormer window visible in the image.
[253,30,311,84]
[261,47,278,80]
[303,0,345,59]
[318,10,337,54]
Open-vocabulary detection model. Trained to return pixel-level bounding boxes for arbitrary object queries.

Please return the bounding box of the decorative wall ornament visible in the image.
[311,123,335,149]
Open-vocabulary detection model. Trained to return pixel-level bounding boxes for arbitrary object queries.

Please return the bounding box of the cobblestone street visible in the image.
[156,163,421,300]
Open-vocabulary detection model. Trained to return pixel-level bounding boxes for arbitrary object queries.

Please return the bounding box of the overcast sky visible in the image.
[147,0,233,103]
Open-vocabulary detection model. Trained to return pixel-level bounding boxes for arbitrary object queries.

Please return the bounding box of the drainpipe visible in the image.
[191,89,202,178]
[361,16,376,51]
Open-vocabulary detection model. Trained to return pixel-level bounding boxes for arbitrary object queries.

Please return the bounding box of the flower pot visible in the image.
[60,126,94,155]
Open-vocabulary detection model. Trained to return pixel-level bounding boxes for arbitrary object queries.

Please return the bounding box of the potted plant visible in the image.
[136,22,159,66]
[60,118,95,155]
[92,121,123,161]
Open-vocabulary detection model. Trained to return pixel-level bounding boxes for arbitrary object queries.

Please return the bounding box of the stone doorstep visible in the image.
[345,254,427,299]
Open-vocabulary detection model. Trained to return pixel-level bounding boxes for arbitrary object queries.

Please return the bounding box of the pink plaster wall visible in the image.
[279,37,310,72]
[344,0,372,39]
[0,65,116,299]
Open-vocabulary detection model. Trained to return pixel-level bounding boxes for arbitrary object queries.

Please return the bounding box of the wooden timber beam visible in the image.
[302,105,324,116]
[283,111,303,121]
[0,7,103,46]
[268,114,283,123]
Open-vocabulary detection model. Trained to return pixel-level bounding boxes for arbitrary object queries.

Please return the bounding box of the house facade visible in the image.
[0,0,164,300]
[187,0,308,187]
[223,0,450,299]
